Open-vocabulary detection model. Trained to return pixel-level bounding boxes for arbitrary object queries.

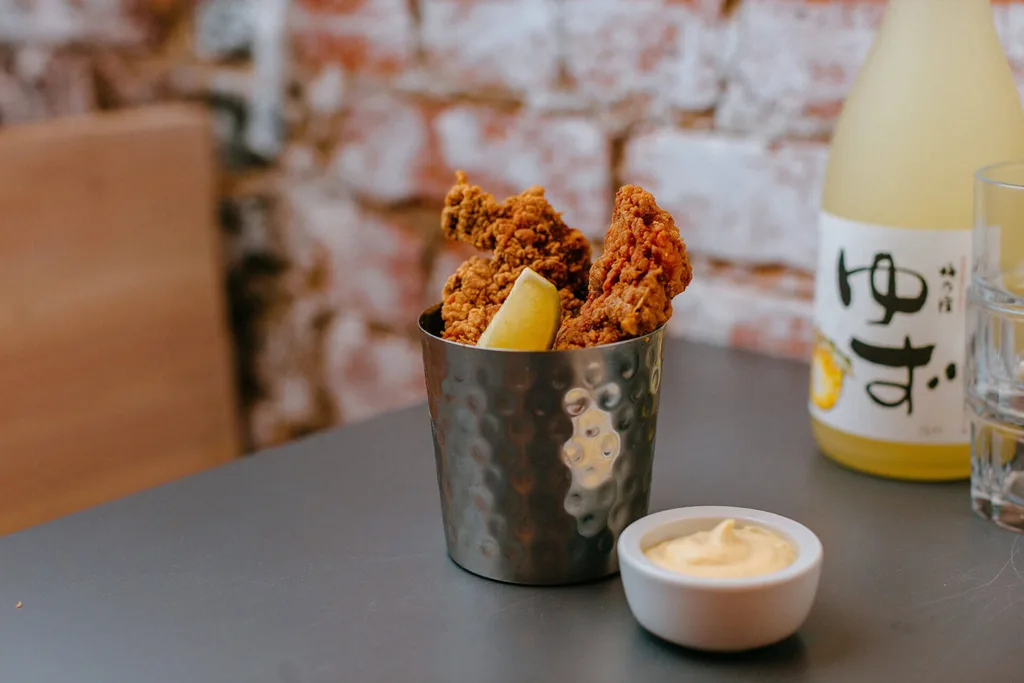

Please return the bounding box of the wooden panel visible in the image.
[0,104,241,534]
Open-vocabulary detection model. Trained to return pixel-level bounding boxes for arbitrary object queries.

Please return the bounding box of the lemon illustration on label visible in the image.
[811,330,852,412]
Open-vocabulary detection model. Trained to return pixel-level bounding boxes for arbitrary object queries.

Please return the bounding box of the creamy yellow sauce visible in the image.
[644,519,796,579]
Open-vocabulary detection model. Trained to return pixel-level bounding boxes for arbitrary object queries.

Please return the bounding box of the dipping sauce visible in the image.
[644,519,796,579]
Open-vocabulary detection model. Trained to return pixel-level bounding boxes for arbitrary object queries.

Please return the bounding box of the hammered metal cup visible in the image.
[418,304,665,585]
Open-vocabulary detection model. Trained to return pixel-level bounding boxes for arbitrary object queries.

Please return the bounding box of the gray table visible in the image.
[2,341,1022,682]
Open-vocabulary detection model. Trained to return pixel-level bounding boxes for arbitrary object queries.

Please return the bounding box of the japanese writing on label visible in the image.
[837,251,956,417]
[811,214,970,444]
[938,263,957,314]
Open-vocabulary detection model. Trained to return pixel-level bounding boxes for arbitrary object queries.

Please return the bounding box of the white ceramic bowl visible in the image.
[617,506,823,652]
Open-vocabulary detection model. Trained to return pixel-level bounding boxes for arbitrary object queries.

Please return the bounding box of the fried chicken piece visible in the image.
[440,171,592,344]
[554,185,691,350]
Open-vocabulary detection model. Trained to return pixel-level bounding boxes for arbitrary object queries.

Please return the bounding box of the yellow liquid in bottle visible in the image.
[812,0,1024,480]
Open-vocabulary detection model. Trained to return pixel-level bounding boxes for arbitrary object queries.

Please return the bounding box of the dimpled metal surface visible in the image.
[418,306,663,585]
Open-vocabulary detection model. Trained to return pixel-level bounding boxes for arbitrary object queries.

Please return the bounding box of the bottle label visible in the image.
[810,213,970,444]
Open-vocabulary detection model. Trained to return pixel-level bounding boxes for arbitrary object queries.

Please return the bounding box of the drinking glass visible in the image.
[968,162,1024,531]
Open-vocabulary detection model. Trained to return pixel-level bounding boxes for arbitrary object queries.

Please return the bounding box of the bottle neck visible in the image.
[880,0,1000,49]
[886,0,994,24]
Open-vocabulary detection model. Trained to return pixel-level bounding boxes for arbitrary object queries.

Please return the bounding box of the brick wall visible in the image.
[8,0,1024,451]
[262,0,1024,448]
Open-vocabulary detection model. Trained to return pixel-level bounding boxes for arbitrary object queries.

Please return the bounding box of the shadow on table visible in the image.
[627,600,857,679]
[635,626,808,664]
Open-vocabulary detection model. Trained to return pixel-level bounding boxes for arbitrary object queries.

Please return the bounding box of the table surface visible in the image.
[2,341,1023,683]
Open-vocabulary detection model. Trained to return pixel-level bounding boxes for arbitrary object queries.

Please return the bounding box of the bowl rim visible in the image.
[617,505,823,592]
[417,302,668,353]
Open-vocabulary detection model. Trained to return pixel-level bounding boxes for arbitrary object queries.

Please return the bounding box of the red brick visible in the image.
[435,105,611,239]
[289,0,414,77]
[717,0,884,137]
[621,128,827,271]
[418,0,559,97]
[323,313,426,423]
[668,259,813,361]
[286,180,427,330]
[562,0,724,113]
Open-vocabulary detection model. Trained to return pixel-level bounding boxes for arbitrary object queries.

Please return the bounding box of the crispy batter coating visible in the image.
[554,185,692,350]
[440,171,592,344]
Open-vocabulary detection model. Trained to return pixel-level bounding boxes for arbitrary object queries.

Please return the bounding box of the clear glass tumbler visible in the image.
[968,162,1024,532]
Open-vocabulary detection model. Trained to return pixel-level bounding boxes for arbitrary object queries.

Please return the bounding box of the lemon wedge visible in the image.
[477,267,562,351]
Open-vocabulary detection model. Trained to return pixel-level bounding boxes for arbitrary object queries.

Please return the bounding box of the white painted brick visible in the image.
[0,48,96,123]
[252,293,327,440]
[621,128,827,271]
[286,181,426,329]
[195,0,254,60]
[0,0,144,44]
[329,92,433,204]
[322,313,425,424]
[417,0,559,97]
[669,260,813,361]
[289,0,415,77]
[435,105,611,239]
[562,0,725,113]
[717,0,883,138]
[718,1,1024,136]
[305,63,347,115]
[248,286,330,448]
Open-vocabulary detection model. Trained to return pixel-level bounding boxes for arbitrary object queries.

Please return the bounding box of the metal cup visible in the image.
[418,305,664,585]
